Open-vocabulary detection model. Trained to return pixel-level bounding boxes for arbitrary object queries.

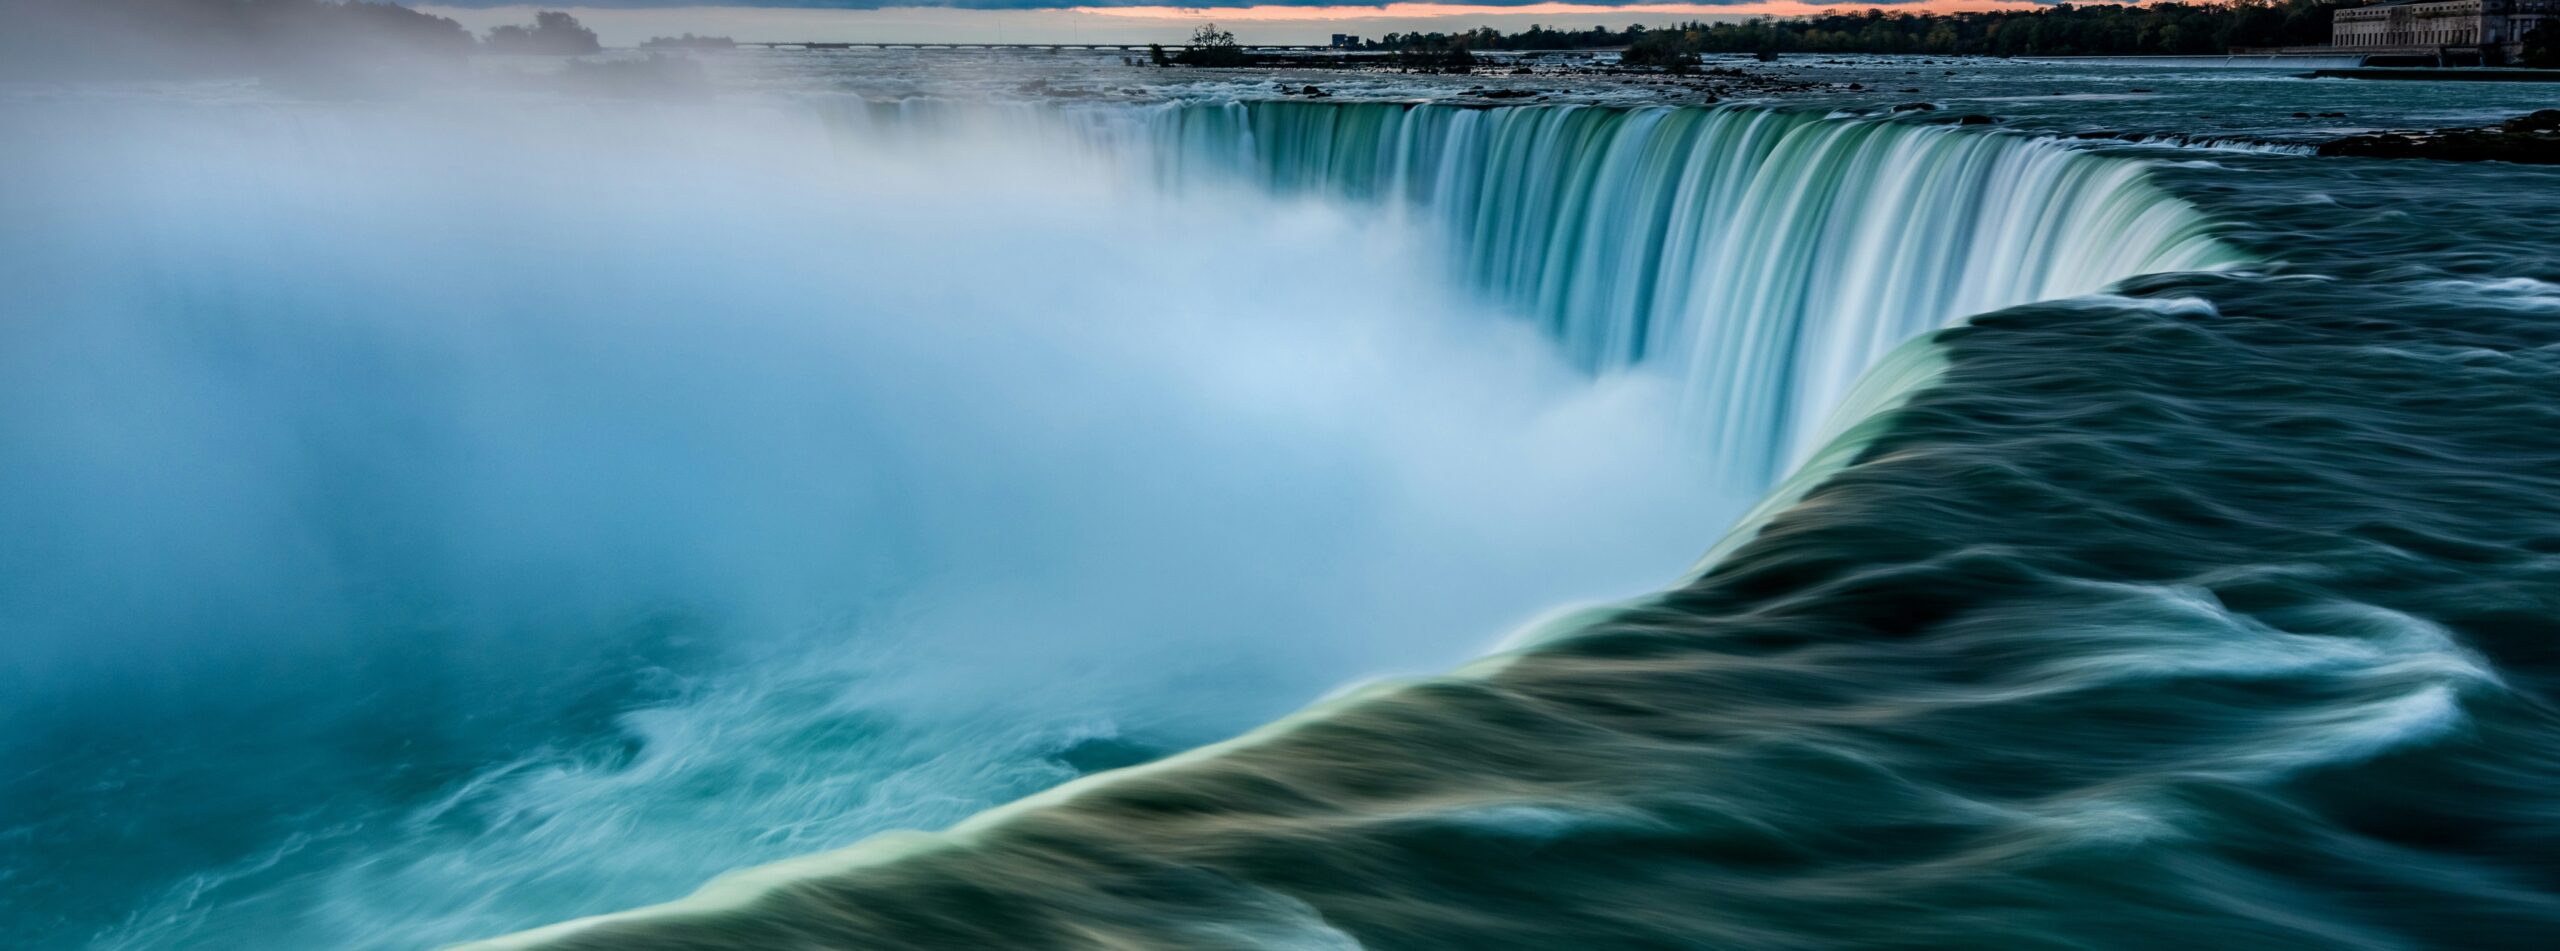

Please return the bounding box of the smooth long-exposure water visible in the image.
[4,52,2558,951]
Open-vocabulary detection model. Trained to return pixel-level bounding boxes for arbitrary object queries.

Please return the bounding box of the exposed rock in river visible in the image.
[2317,110,2560,165]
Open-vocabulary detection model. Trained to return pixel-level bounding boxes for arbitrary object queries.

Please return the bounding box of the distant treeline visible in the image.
[641,33,738,51]
[1358,1,2353,60]
[0,0,605,80]
[486,11,603,56]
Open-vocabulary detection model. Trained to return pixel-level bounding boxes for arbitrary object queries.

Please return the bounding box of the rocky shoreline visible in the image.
[2317,109,2560,164]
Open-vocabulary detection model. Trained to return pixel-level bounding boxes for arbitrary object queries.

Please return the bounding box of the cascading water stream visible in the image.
[1082,101,2242,482]
[453,101,2256,950]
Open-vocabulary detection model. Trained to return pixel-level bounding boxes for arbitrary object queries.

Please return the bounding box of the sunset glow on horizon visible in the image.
[421,1,2109,47]
[1070,1,2054,23]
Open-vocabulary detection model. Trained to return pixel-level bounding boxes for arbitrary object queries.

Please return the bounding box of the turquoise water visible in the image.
[4,55,2558,950]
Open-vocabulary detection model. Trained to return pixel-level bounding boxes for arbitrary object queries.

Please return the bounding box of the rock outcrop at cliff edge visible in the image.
[2318,110,2560,165]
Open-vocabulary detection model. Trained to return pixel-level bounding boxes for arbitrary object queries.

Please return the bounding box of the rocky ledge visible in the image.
[2317,109,2560,164]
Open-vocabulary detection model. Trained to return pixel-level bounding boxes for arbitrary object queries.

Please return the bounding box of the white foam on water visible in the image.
[6,93,1734,951]
[4,89,2253,951]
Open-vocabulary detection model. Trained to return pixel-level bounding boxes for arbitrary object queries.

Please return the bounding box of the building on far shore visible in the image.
[2331,0,2555,63]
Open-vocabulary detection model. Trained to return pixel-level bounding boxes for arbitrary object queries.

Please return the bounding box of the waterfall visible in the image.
[1083,101,2240,483]
[450,100,2253,951]
[0,88,2254,950]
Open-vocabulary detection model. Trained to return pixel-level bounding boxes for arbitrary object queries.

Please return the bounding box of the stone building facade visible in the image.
[2333,0,2555,58]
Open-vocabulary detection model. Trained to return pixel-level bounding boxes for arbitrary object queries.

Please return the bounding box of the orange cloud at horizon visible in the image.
[1069,1,2055,22]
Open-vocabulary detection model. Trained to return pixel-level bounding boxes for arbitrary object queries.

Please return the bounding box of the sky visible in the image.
[418,2,2050,46]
